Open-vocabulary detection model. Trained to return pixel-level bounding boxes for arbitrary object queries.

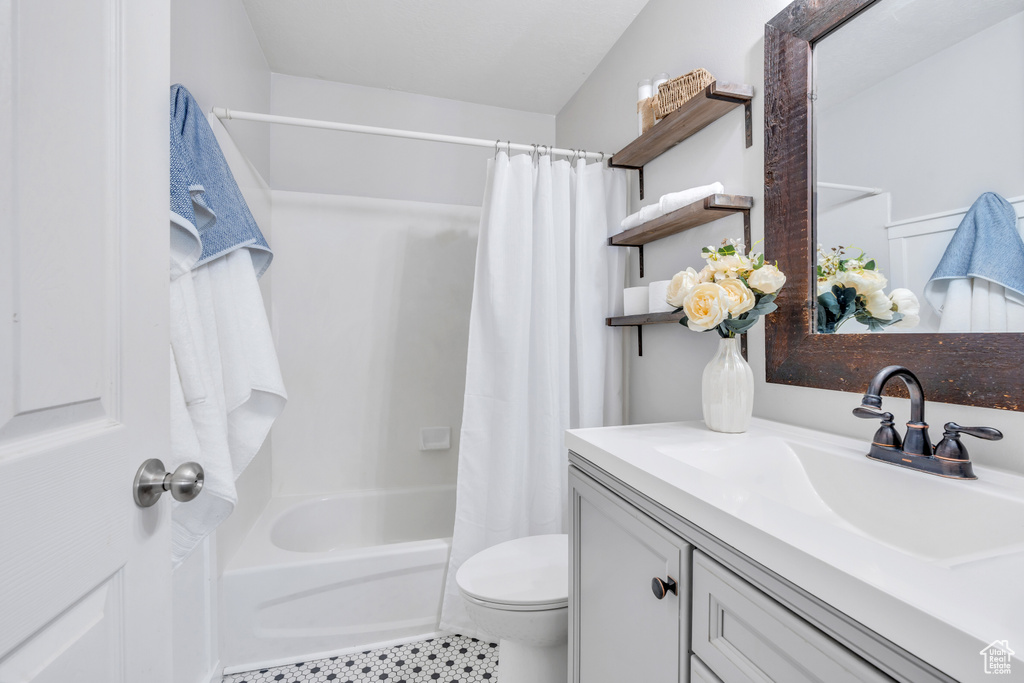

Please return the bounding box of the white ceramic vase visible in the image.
[702,336,754,433]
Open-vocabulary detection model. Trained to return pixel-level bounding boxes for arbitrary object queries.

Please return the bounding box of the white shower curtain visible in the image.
[439,152,627,637]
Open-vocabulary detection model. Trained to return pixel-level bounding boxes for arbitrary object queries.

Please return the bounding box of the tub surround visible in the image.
[567,419,1024,682]
[220,486,455,671]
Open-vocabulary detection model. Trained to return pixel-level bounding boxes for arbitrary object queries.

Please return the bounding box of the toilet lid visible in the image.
[456,534,568,609]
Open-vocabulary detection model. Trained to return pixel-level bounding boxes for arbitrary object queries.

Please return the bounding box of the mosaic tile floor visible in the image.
[222,635,499,683]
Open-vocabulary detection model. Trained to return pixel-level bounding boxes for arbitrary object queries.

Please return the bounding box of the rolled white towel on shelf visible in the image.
[660,182,725,214]
[621,202,664,231]
[620,181,726,230]
[648,280,675,313]
[623,286,650,316]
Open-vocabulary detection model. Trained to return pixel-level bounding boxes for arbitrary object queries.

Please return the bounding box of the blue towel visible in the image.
[925,192,1024,310]
[170,84,272,277]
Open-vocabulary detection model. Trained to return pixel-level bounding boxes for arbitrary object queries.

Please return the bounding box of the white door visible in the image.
[0,1,172,682]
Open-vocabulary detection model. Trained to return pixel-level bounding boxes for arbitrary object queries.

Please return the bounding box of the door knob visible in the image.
[133,459,204,508]
[651,576,677,600]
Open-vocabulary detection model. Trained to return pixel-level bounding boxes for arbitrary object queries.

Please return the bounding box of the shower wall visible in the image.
[263,74,556,497]
[269,192,479,497]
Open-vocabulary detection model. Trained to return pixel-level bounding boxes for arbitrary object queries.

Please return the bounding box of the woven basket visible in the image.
[655,68,716,119]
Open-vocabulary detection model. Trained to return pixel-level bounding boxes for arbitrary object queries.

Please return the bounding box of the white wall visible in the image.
[171,0,272,179]
[269,73,555,205]
[556,0,1024,476]
[269,192,478,497]
[817,12,1024,223]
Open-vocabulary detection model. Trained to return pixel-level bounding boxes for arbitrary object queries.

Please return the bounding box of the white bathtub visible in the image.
[220,485,456,672]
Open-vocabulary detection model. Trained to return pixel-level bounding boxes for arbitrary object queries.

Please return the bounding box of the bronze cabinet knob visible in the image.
[651,576,677,600]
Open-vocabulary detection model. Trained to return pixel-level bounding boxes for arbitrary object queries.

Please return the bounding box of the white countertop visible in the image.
[566,419,1024,682]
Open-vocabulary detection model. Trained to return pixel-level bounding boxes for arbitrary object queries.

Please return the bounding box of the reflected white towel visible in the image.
[937,277,1024,332]
[620,182,724,230]
[169,248,286,567]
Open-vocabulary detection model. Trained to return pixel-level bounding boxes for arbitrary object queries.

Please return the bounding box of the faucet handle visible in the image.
[853,405,892,421]
[934,422,1003,463]
[853,404,902,450]
[943,422,1003,441]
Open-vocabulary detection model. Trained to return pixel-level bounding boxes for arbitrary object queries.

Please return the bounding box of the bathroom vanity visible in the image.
[567,420,1024,683]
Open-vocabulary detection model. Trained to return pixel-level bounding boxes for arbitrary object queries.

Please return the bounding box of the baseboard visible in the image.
[221,631,449,675]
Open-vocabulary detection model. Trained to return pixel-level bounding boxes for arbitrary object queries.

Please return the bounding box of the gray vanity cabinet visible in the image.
[570,463,902,683]
[570,470,691,683]
[691,551,890,683]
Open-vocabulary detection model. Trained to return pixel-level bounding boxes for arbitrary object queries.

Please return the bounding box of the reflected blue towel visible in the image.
[170,84,272,277]
[925,192,1024,310]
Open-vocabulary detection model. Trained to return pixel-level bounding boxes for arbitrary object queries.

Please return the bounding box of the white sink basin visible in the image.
[656,434,1024,564]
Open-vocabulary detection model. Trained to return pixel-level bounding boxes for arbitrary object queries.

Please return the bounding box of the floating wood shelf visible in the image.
[607,311,747,358]
[609,194,753,278]
[606,311,684,327]
[605,311,684,357]
[611,194,753,247]
[611,82,754,170]
[609,81,753,200]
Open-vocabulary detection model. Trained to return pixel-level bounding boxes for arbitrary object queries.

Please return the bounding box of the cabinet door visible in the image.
[571,469,690,683]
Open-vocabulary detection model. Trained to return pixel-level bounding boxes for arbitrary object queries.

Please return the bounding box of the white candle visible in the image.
[637,79,653,136]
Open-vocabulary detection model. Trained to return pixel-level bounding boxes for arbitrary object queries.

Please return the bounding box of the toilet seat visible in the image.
[456,534,568,611]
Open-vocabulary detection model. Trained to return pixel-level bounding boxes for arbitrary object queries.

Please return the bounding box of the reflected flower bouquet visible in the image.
[816,245,920,333]
[666,239,786,338]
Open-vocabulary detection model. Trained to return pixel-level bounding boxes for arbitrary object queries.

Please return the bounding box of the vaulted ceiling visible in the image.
[241,0,651,114]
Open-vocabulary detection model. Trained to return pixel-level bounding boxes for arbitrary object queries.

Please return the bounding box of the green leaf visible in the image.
[816,265,825,278]
[837,260,847,272]
[753,254,765,270]
[718,244,736,255]
[702,247,712,254]
[818,291,841,317]
[864,260,876,270]
[723,316,759,334]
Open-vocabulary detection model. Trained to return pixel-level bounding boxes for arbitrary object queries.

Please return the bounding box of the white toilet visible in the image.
[456,533,569,683]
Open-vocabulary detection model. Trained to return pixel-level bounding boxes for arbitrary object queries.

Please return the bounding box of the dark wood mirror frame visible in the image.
[764,0,1023,411]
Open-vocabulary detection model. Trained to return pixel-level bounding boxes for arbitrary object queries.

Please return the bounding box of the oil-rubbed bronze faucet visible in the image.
[853,365,1002,480]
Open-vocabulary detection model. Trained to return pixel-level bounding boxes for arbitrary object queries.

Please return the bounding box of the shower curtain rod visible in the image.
[212,107,610,162]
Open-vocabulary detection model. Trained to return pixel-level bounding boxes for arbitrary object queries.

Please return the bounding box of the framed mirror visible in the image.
[764,0,1024,410]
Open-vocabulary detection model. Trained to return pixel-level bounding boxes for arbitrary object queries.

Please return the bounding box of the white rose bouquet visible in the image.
[666,239,786,337]
[816,245,920,333]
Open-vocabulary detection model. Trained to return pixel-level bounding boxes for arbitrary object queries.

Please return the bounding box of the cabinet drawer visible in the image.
[691,551,892,683]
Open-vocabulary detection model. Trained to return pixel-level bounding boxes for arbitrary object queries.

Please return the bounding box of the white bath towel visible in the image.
[936,277,1024,332]
[169,248,287,567]
[659,182,725,215]
[619,182,724,230]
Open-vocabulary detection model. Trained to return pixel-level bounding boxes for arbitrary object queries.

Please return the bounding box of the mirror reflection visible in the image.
[813,0,1024,334]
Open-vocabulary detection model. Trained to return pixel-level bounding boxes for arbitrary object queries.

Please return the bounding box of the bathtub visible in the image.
[220,485,456,672]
